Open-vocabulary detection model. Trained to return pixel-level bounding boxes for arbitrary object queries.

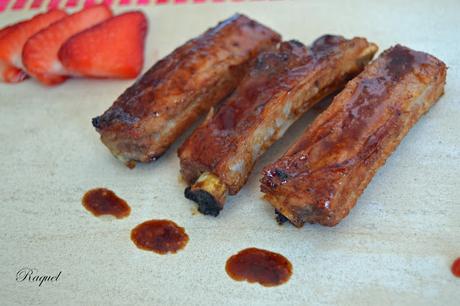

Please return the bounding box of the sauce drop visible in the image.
[225,247,292,287]
[131,220,189,254]
[452,257,460,278]
[82,188,131,219]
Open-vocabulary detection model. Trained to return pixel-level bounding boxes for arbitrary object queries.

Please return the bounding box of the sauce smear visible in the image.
[225,247,292,287]
[452,257,460,278]
[131,220,189,254]
[82,188,131,219]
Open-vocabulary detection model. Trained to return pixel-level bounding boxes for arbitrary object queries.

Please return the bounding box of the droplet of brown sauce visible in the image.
[452,257,460,278]
[125,160,136,169]
[225,247,292,287]
[131,220,189,254]
[82,188,131,219]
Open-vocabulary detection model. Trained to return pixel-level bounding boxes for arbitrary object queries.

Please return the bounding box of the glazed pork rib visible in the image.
[92,14,281,167]
[178,35,378,216]
[261,45,447,227]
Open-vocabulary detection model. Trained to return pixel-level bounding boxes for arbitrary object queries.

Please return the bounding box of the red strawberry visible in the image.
[0,24,27,82]
[23,5,112,85]
[0,10,66,83]
[58,12,147,79]
[0,24,14,39]
[1,65,28,83]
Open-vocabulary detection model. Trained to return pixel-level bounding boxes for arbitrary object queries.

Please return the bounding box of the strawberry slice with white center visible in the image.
[58,11,147,79]
[0,10,66,83]
[23,4,112,86]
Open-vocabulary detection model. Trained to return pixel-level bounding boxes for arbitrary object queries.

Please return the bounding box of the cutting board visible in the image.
[1,0,459,305]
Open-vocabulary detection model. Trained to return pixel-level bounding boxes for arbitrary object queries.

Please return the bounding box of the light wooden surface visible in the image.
[0,1,459,305]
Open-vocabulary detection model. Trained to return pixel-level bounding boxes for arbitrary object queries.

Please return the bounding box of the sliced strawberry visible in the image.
[0,10,66,83]
[0,25,12,36]
[59,11,147,79]
[0,24,15,42]
[0,24,26,82]
[23,5,112,85]
[1,65,28,83]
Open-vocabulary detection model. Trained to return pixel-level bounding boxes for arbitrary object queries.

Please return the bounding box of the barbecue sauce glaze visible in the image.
[452,258,460,278]
[131,220,189,254]
[82,188,131,219]
[225,247,292,286]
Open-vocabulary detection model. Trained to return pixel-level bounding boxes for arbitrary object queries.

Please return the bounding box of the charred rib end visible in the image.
[275,209,289,225]
[185,187,222,216]
[184,172,227,216]
[92,116,102,129]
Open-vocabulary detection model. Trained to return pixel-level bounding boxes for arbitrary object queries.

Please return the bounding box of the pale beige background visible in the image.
[0,0,459,305]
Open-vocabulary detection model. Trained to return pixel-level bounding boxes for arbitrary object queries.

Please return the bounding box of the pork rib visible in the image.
[179,35,378,216]
[92,14,281,167]
[260,45,447,227]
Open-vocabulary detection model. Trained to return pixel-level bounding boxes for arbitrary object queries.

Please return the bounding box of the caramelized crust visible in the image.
[92,14,281,165]
[179,35,378,215]
[261,45,447,227]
